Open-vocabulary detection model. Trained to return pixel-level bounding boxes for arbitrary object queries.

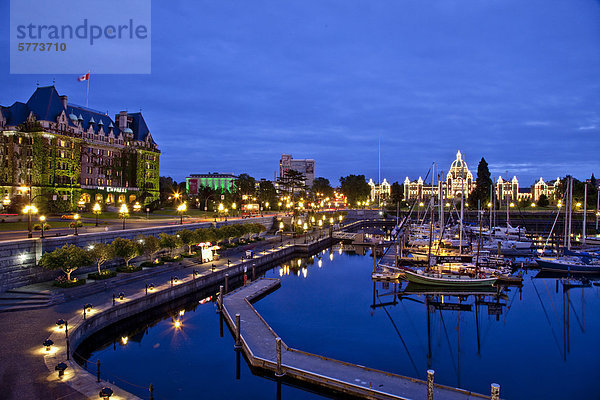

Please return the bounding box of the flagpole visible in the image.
[86,70,90,107]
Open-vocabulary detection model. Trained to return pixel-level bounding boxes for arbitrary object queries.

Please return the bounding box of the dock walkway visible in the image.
[221,278,489,400]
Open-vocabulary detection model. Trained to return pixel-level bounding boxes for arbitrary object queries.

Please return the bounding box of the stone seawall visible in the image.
[0,217,275,292]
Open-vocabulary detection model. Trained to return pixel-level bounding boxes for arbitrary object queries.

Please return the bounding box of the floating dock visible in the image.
[220,278,489,400]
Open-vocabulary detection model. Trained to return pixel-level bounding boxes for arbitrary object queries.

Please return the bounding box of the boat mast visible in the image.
[568,176,573,249]
[459,158,464,254]
[490,182,493,229]
[378,136,381,209]
[506,170,510,228]
[583,183,587,245]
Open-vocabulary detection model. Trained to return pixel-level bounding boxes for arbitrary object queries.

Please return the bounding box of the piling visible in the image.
[235,313,241,349]
[491,383,500,400]
[149,384,154,400]
[275,337,284,377]
[225,273,229,293]
[427,369,434,400]
[96,360,101,383]
[252,264,256,281]
[218,285,223,311]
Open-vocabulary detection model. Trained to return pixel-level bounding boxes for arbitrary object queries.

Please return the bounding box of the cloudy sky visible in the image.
[1,0,599,186]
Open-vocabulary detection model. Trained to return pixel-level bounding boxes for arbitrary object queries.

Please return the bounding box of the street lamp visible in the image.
[92,203,101,227]
[39,215,46,238]
[177,202,187,224]
[23,205,38,238]
[73,214,80,235]
[119,203,129,230]
[279,221,284,243]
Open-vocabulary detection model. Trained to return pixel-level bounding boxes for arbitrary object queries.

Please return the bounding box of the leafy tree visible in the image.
[339,174,370,206]
[390,181,403,204]
[111,238,140,268]
[39,244,91,282]
[141,235,161,261]
[312,177,334,198]
[87,242,113,275]
[178,229,197,255]
[469,158,492,206]
[159,233,180,257]
[537,194,549,207]
[257,180,277,206]
[236,173,256,197]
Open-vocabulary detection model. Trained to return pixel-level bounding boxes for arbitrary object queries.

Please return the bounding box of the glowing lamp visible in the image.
[43,339,54,352]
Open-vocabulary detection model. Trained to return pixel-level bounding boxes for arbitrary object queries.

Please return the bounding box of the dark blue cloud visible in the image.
[1,0,599,186]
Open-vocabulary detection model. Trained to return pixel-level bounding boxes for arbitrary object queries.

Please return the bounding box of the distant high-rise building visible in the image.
[279,154,315,188]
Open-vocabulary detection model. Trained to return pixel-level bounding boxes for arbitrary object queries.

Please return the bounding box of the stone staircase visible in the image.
[0,288,63,313]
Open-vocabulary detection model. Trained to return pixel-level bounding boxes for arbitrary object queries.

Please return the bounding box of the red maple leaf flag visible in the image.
[77,73,89,82]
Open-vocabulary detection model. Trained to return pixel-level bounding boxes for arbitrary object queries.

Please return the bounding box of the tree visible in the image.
[111,238,140,268]
[141,235,161,261]
[236,174,256,197]
[178,229,197,255]
[278,169,306,199]
[257,180,277,206]
[40,244,90,282]
[390,182,403,204]
[537,194,549,207]
[87,243,113,275]
[159,233,180,257]
[312,177,334,198]
[469,158,492,206]
[339,174,370,206]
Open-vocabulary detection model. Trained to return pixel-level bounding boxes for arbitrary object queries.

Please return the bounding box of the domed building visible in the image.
[404,151,474,201]
[445,151,474,198]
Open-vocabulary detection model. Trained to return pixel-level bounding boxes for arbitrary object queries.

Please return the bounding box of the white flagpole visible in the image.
[86,70,90,107]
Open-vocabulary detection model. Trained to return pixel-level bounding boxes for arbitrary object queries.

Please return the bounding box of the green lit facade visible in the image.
[186,173,238,194]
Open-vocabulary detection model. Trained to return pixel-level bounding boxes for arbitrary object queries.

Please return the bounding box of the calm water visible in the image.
[83,246,600,400]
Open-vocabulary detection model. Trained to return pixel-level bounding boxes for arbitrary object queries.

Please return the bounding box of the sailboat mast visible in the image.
[506,170,510,228]
[568,176,573,249]
[583,183,587,245]
[460,158,464,254]
[378,136,381,209]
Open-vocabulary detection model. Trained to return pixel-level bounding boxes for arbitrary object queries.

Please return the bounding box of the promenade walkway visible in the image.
[222,279,489,400]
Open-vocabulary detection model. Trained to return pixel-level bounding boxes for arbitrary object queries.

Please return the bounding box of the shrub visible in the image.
[53,276,86,288]
[116,265,143,273]
[87,270,117,280]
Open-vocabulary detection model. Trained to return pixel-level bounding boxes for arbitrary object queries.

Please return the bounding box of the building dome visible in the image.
[123,127,133,134]
[69,113,78,121]
[449,151,467,171]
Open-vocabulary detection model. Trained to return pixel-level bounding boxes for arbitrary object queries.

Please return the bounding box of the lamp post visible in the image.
[23,205,38,238]
[92,203,101,227]
[39,215,46,238]
[73,214,80,235]
[177,202,187,224]
[279,221,284,243]
[119,203,129,230]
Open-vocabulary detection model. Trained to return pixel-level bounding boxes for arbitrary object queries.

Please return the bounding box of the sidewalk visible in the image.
[0,232,325,400]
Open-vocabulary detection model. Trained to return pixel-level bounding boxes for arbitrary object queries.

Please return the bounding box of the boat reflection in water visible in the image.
[371,280,510,387]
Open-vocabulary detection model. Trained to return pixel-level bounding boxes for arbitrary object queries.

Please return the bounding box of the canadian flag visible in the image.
[77,73,89,82]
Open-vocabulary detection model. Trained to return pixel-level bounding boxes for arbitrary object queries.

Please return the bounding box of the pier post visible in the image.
[491,383,500,400]
[426,369,434,400]
[218,285,223,311]
[235,313,241,349]
[497,241,501,258]
[252,264,256,281]
[225,273,229,293]
[373,246,377,272]
[275,337,284,377]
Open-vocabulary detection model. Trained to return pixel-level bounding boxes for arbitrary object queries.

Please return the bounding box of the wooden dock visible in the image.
[220,278,490,400]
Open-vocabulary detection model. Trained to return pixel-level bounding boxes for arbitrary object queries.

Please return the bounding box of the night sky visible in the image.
[1,0,599,186]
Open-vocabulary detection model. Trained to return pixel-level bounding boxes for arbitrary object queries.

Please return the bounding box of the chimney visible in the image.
[118,111,128,130]
[60,95,67,109]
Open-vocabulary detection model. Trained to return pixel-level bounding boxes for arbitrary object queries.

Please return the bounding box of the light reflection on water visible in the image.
[83,246,600,400]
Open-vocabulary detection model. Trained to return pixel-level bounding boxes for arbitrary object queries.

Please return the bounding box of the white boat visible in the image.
[403,269,497,287]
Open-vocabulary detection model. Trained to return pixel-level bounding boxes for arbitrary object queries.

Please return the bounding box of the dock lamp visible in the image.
[119,204,129,230]
[43,339,54,352]
[23,204,38,238]
[39,215,46,238]
[92,203,101,227]
[177,202,187,224]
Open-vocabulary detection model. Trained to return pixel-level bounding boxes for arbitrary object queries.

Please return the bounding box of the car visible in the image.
[60,213,77,220]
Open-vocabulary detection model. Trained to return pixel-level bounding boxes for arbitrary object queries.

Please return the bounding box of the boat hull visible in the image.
[536,258,600,274]
[403,270,497,287]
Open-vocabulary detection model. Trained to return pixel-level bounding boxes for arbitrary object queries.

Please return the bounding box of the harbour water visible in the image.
[81,245,600,399]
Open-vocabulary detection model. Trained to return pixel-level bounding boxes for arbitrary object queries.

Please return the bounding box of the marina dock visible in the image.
[220,278,490,400]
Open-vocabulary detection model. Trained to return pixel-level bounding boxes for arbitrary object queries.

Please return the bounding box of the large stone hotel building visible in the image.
[0,86,160,211]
